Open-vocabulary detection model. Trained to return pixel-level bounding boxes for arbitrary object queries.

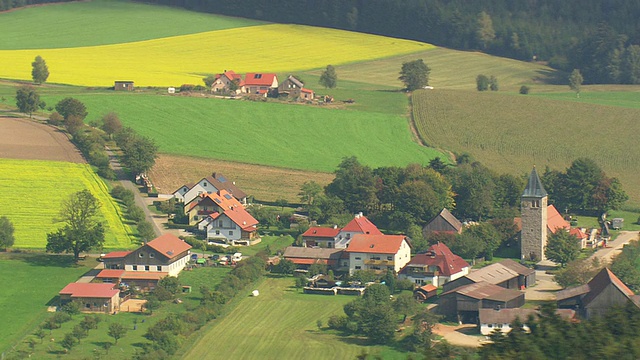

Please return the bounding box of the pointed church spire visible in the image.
[522,166,547,197]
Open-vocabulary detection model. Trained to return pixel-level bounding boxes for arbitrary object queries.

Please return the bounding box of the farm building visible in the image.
[398,242,469,287]
[478,308,576,335]
[414,284,438,302]
[114,81,134,91]
[442,259,535,293]
[58,283,120,313]
[282,246,346,272]
[556,268,640,319]
[423,208,463,235]
[438,281,525,323]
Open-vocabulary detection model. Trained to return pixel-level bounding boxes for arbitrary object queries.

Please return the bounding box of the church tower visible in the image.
[521,166,548,261]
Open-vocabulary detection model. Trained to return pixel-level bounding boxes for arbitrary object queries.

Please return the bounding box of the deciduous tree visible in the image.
[31,55,49,84]
[476,11,496,49]
[203,75,216,88]
[15,85,39,117]
[0,216,15,250]
[137,220,156,243]
[55,97,88,120]
[569,69,583,98]
[399,59,431,91]
[298,181,322,209]
[45,190,105,261]
[545,230,581,266]
[476,74,489,91]
[325,156,377,214]
[107,323,127,344]
[319,65,337,89]
[100,112,123,137]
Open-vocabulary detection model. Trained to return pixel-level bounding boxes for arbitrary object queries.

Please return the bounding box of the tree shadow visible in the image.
[533,68,567,85]
[10,253,78,268]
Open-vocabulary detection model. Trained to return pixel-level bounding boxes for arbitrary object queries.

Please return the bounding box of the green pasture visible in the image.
[0,253,92,354]
[0,0,263,50]
[411,89,640,206]
[39,92,444,172]
[182,276,408,360]
[0,158,134,248]
[178,266,232,308]
[533,90,640,109]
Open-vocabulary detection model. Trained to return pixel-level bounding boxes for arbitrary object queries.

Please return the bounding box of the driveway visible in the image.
[432,324,486,348]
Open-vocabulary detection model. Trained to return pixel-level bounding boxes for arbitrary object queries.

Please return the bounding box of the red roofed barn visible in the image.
[59,283,120,313]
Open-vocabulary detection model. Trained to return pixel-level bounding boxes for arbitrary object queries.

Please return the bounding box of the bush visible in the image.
[48,111,64,126]
[327,315,348,330]
[519,85,530,94]
[476,74,489,91]
[179,84,196,92]
[128,205,146,222]
[52,311,72,324]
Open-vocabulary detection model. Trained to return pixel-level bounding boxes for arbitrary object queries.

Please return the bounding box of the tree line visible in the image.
[135,0,640,84]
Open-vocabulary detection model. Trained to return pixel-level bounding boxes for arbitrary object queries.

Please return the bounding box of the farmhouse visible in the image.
[423,208,463,235]
[59,283,120,313]
[345,234,412,274]
[302,213,382,249]
[437,281,525,323]
[114,81,134,91]
[442,259,535,293]
[212,70,244,94]
[398,242,470,287]
[478,308,576,336]
[278,75,315,100]
[244,73,278,96]
[556,268,640,319]
[173,172,248,205]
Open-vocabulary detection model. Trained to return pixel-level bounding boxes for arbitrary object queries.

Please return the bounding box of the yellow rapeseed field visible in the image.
[0,24,432,87]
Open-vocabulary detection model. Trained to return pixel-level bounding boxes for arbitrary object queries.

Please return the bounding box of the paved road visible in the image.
[105,146,163,237]
[588,230,639,264]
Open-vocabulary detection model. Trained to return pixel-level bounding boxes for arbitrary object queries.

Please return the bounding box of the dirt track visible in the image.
[0,117,85,163]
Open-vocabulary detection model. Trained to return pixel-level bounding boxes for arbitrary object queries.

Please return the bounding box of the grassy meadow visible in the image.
[39,92,444,173]
[0,0,264,50]
[0,23,431,86]
[182,276,409,360]
[0,158,134,248]
[0,253,92,354]
[411,89,640,205]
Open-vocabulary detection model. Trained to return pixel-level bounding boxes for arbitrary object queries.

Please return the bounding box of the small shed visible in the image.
[611,218,624,230]
[114,81,134,91]
[414,284,438,302]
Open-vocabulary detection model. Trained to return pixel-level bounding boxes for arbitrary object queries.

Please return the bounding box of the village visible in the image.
[55,165,640,348]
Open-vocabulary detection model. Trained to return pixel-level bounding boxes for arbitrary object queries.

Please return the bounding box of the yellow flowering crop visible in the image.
[0,24,433,87]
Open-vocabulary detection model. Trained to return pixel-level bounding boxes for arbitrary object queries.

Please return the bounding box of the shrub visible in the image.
[327,315,348,330]
[52,311,72,324]
[519,85,530,94]
[179,84,195,92]
[48,111,64,126]
[128,205,146,222]
[476,74,489,91]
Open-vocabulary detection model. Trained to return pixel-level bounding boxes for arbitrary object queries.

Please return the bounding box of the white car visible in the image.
[423,86,434,90]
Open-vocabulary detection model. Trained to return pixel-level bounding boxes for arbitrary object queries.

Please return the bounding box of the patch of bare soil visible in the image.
[0,117,85,163]
[149,154,335,202]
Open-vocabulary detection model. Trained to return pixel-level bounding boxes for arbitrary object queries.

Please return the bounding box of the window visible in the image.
[346,233,351,239]
[229,231,233,236]
[85,303,91,308]
[139,252,144,258]
[132,265,138,271]
[216,230,220,235]
[104,278,112,283]
[387,256,393,261]
[149,253,155,258]
[355,257,361,260]
[532,200,540,208]
[355,266,361,270]
[203,182,207,187]
[157,266,162,271]
[145,265,150,271]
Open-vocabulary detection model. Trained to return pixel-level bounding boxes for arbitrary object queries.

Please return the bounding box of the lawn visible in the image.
[411,89,640,206]
[0,24,431,87]
[39,92,444,173]
[0,0,264,50]
[0,253,92,354]
[181,276,408,360]
[0,158,134,248]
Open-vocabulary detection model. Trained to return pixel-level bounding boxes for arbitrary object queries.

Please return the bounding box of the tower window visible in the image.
[532,200,540,208]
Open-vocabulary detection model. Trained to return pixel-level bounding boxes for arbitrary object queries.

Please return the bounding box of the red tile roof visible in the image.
[289,258,336,266]
[244,73,277,86]
[341,215,383,235]
[96,269,125,279]
[146,234,191,260]
[402,242,469,277]
[345,234,408,254]
[60,283,119,298]
[224,207,259,230]
[569,227,588,239]
[547,205,570,233]
[301,88,313,94]
[419,284,437,292]
[302,227,340,238]
[102,251,131,259]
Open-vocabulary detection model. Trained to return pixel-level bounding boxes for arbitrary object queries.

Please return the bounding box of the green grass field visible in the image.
[0,159,134,248]
[0,253,92,354]
[411,89,640,205]
[0,0,263,49]
[39,92,444,172]
[182,276,408,359]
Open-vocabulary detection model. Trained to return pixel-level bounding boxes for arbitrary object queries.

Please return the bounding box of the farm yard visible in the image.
[0,158,133,248]
[182,276,408,360]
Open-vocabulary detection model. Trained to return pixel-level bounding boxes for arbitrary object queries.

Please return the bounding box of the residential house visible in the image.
[302,213,382,249]
[211,70,244,94]
[478,308,576,335]
[185,189,243,225]
[556,267,640,319]
[173,172,248,205]
[442,260,533,293]
[438,281,525,323]
[398,242,470,287]
[423,208,463,235]
[278,75,304,98]
[59,283,120,313]
[345,234,412,274]
[282,246,346,272]
[244,73,278,96]
[197,203,259,245]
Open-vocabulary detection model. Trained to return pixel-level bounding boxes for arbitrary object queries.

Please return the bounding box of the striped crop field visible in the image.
[0,158,134,249]
[411,89,640,205]
[0,24,433,87]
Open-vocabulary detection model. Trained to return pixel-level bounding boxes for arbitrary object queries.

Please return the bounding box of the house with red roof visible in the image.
[244,73,278,96]
[59,283,120,313]
[191,190,259,245]
[302,213,382,249]
[301,226,341,248]
[398,242,470,287]
[173,172,248,205]
[556,267,640,319]
[345,234,412,274]
[101,234,191,280]
[211,70,245,94]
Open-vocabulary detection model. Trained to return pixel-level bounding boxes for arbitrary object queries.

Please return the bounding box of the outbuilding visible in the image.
[114,81,134,91]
